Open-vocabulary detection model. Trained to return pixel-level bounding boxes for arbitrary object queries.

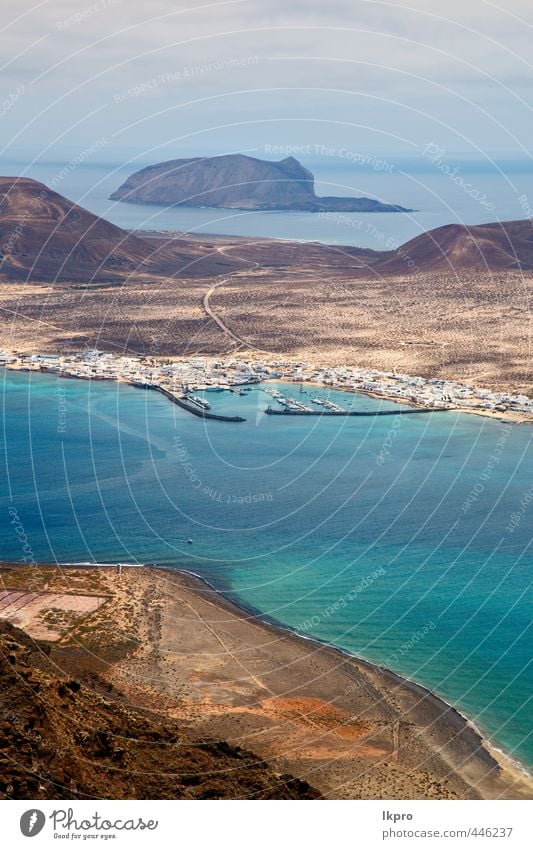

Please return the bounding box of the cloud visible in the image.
[2,0,533,157]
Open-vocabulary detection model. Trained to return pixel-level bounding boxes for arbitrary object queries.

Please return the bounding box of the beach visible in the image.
[1,562,531,801]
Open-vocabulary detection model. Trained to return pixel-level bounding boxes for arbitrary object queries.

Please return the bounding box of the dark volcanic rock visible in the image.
[110,154,410,212]
[0,621,321,800]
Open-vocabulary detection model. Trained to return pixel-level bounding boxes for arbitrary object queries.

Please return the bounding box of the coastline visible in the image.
[163,565,533,788]
[4,356,533,425]
[267,378,533,425]
[2,559,531,799]
[1,368,531,795]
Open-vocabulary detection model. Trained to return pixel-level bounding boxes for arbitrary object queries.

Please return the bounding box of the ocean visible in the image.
[2,154,533,247]
[1,369,532,771]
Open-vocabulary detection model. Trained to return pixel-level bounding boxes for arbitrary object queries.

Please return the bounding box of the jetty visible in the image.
[132,383,246,422]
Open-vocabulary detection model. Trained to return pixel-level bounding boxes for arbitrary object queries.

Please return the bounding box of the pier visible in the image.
[133,383,246,422]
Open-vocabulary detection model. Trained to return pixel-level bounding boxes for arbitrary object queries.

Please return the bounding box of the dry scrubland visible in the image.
[206,266,533,393]
[0,277,228,357]
[1,180,531,394]
[1,255,532,395]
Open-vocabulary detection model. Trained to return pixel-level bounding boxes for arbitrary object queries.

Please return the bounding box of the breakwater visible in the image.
[157,387,246,421]
[132,383,246,422]
[264,405,448,417]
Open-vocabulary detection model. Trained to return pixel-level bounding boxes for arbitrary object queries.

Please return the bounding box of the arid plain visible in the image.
[1,233,532,395]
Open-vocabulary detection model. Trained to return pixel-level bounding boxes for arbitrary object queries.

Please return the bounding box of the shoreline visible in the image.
[1,368,531,795]
[268,379,533,425]
[4,358,533,425]
[2,558,531,797]
[164,565,533,786]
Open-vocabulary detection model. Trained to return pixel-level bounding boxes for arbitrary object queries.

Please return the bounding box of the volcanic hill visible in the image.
[0,619,320,800]
[377,219,533,274]
[3,177,529,286]
[0,177,240,282]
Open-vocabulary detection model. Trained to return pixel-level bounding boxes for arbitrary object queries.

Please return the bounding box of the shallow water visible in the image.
[1,369,532,768]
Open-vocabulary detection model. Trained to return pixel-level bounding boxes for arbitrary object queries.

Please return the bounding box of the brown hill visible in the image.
[0,178,240,282]
[377,219,533,274]
[0,177,157,282]
[0,620,320,800]
[110,154,410,213]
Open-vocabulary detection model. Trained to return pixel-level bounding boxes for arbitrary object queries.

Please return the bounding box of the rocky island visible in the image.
[110,153,411,212]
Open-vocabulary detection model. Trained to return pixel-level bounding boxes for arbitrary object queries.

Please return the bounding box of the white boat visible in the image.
[185,394,211,410]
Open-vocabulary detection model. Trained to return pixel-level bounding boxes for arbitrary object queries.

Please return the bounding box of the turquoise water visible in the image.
[1,369,532,768]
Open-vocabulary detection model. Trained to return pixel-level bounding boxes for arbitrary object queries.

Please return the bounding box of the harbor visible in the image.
[140,384,247,423]
[2,348,533,423]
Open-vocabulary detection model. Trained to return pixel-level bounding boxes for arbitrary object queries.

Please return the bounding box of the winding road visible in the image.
[202,244,264,351]
[202,278,248,347]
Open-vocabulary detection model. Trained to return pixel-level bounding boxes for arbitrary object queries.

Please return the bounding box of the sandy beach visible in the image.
[1,562,531,801]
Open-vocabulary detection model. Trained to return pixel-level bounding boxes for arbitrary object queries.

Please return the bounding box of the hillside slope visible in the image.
[377,219,533,273]
[0,178,241,282]
[0,620,320,800]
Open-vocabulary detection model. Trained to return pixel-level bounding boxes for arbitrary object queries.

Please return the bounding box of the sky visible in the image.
[2,0,533,167]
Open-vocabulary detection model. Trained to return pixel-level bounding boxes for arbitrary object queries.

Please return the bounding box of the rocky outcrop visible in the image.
[110,154,410,212]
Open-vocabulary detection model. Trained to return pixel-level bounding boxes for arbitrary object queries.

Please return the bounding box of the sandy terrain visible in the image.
[204,262,533,395]
[2,563,531,801]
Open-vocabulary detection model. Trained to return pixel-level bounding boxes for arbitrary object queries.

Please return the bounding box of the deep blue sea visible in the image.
[1,369,531,770]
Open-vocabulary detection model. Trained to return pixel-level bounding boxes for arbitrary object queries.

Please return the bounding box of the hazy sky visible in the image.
[3,0,533,165]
